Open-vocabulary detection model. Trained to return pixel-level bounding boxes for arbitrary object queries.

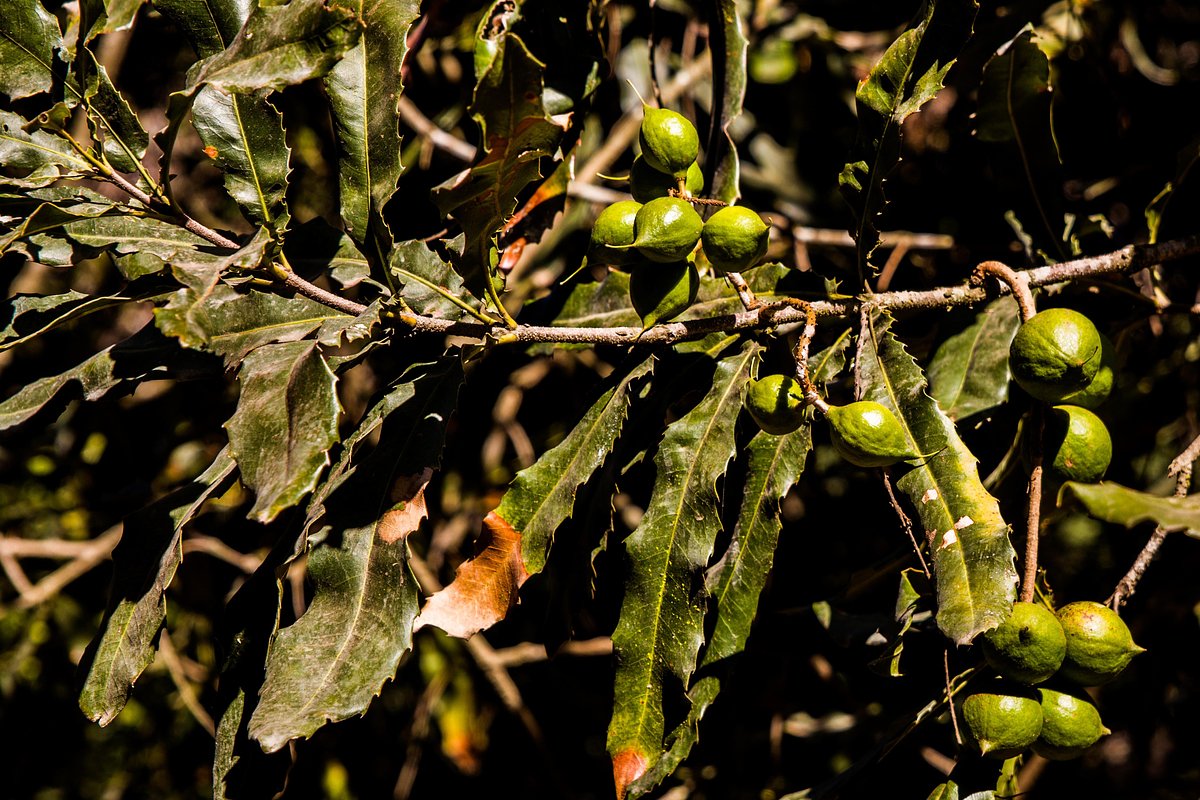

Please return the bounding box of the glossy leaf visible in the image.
[838,0,977,285]
[78,450,236,725]
[927,296,1021,421]
[705,0,749,204]
[434,32,566,300]
[192,87,290,229]
[0,109,91,186]
[224,341,341,523]
[80,47,149,175]
[1058,481,1200,537]
[0,289,162,353]
[975,26,1064,260]
[390,237,485,318]
[0,0,62,100]
[325,0,421,255]
[155,234,351,366]
[187,0,361,95]
[608,341,760,795]
[247,518,420,752]
[858,308,1017,644]
[496,356,654,575]
[630,424,812,796]
[64,214,224,261]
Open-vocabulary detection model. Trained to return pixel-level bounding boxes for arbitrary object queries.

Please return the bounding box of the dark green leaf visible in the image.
[975,26,1065,260]
[608,341,760,795]
[838,0,977,285]
[927,296,1021,421]
[325,0,421,257]
[630,424,812,796]
[187,0,362,95]
[0,0,61,100]
[151,0,245,58]
[249,358,463,751]
[1058,481,1200,536]
[390,236,485,318]
[64,214,224,261]
[224,341,341,523]
[705,0,749,204]
[192,87,290,230]
[155,232,351,365]
[0,109,91,186]
[434,32,566,301]
[0,323,204,431]
[497,356,654,575]
[1,194,123,255]
[0,289,163,353]
[284,218,373,289]
[78,450,236,725]
[858,308,1017,644]
[81,48,150,175]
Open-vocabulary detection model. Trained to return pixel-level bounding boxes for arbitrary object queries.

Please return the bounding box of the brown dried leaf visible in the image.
[415,512,528,638]
[378,468,432,544]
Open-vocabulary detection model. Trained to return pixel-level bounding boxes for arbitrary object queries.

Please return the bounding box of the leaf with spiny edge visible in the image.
[607,340,761,797]
[856,307,1017,645]
[838,0,977,286]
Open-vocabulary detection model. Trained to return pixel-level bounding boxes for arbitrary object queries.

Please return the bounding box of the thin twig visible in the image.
[881,467,931,580]
[0,536,100,559]
[0,549,35,598]
[396,95,479,162]
[1021,407,1045,604]
[972,260,1036,322]
[272,254,370,317]
[490,638,614,667]
[1109,434,1198,607]
[14,525,123,609]
[158,629,216,736]
[181,535,262,574]
[724,271,761,310]
[944,647,962,746]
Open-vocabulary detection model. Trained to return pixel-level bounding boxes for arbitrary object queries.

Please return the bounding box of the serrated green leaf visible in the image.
[0,109,91,186]
[249,358,463,752]
[224,341,341,523]
[81,47,149,175]
[706,0,749,204]
[497,356,654,575]
[629,424,812,797]
[838,0,977,285]
[975,26,1065,260]
[858,308,1017,644]
[0,0,62,100]
[390,236,485,318]
[1058,481,1200,536]
[927,296,1021,421]
[325,0,420,260]
[607,341,760,794]
[187,0,361,95]
[0,287,166,353]
[433,32,565,301]
[155,232,351,365]
[0,323,206,431]
[0,194,123,254]
[63,214,224,260]
[78,450,236,725]
[192,86,291,230]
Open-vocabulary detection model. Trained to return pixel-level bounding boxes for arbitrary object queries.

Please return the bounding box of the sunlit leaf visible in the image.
[705,0,749,204]
[325,0,421,259]
[434,32,566,301]
[494,356,654,575]
[608,341,760,796]
[78,450,236,725]
[838,0,977,285]
[80,48,149,175]
[390,236,485,318]
[858,308,1017,644]
[1059,481,1200,536]
[224,341,341,523]
[927,296,1021,421]
[0,110,91,187]
[0,0,62,100]
[630,424,812,796]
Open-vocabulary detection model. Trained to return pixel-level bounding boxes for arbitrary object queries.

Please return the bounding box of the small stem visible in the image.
[773,297,829,413]
[882,466,931,580]
[1021,407,1045,604]
[725,271,760,310]
[1109,437,1196,608]
[973,260,1037,322]
[482,274,518,329]
[945,647,962,746]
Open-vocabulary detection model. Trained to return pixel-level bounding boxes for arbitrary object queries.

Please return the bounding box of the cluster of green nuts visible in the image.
[588,104,771,329]
[960,600,1144,760]
[1009,308,1116,483]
